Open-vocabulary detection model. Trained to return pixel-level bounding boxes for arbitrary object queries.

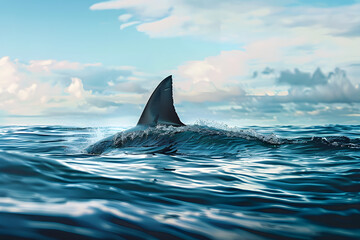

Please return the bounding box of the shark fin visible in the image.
[137,75,185,127]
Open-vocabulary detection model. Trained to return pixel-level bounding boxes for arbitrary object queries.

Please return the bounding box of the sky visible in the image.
[1,0,360,126]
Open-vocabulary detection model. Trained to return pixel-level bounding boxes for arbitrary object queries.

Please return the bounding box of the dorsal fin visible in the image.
[137,75,185,127]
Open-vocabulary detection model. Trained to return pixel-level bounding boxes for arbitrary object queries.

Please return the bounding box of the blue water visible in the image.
[0,123,359,240]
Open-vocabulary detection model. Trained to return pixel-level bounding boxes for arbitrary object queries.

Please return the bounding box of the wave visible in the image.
[87,123,360,156]
[1,124,359,239]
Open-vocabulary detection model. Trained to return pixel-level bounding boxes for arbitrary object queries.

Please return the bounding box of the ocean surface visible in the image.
[0,123,359,240]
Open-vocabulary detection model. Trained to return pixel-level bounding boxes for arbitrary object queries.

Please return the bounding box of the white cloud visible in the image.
[66,77,90,99]
[27,59,101,73]
[18,83,37,100]
[3,0,360,127]
[171,40,360,123]
[0,56,151,121]
[0,56,21,89]
[2,55,360,125]
[0,57,64,116]
[118,13,132,22]
[91,0,360,77]
[90,0,172,18]
[174,37,302,99]
[90,0,360,109]
[91,1,360,41]
[120,21,140,30]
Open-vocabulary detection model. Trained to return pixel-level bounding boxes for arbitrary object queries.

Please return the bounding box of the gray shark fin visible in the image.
[137,75,185,127]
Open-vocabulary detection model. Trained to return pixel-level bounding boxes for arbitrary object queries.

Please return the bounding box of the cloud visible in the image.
[277,68,327,86]
[114,81,148,93]
[2,53,360,126]
[89,0,360,103]
[171,25,360,101]
[31,0,351,125]
[66,77,90,99]
[172,42,360,124]
[65,66,134,92]
[0,53,360,125]
[0,56,21,93]
[90,0,172,18]
[18,84,37,101]
[0,56,152,121]
[27,59,101,73]
[90,0,360,41]
[120,21,140,30]
[174,37,304,102]
[118,13,132,22]
[0,57,65,116]
[86,98,122,108]
[284,68,360,103]
[262,67,274,75]
[91,0,360,84]
[338,24,360,37]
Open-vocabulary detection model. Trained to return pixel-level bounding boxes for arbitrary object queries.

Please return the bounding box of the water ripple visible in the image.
[0,124,359,239]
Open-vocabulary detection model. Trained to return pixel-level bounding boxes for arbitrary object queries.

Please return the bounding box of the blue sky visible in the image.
[0,0,235,71]
[1,0,360,126]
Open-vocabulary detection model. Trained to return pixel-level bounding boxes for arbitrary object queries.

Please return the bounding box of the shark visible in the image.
[86,75,185,155]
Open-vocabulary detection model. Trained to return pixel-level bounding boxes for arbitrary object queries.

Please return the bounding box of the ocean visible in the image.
[0,123,359,240]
